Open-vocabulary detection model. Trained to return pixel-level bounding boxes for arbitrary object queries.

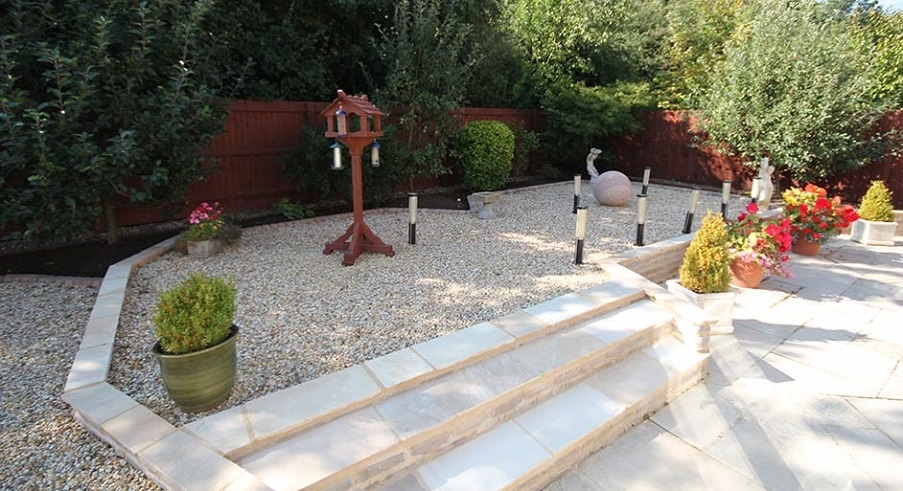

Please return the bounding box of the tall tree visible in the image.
[375,0,474,186]
[697,0,894,181]
[0,0,227,242]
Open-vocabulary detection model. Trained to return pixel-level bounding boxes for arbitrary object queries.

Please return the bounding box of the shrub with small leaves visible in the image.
[679,212,731,294]
[455,120,515,192]
[153,273,236,355]
[857,180,894,222]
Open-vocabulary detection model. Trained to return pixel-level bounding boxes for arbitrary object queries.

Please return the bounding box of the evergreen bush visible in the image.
[455,120,515,192]
[858,180,894,222]
[679,212,731,294]
[153,273,236,355]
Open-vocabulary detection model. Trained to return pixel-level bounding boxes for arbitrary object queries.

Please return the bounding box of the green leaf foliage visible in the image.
[858,180,894,221]
[0,1,227,243]
[540,81,656,168]
[679,212,731,294]
[697,0,895,182]
[153,273,236,355]
[455,120,515,191]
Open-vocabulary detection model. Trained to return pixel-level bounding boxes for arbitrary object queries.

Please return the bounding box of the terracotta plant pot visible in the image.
[791,238,821,256]
[729,259,764,288]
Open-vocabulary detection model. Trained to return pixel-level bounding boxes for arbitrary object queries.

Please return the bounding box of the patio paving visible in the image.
[544,237,903,491]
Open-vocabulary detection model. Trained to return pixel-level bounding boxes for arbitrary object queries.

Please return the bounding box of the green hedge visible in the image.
[455,120,515,192]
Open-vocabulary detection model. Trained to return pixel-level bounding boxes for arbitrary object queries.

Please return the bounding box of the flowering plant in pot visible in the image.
[781,184,858,253]
[187,201,225,241]
[726,202,793,286]
[152,273,238,413]
[182,202,241,257]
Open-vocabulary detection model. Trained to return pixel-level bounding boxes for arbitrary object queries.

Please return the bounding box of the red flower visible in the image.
[746,202,759,214]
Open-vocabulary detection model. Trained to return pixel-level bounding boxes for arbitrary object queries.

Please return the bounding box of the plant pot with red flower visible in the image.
[726,202,793,288]
[781,184,858,256]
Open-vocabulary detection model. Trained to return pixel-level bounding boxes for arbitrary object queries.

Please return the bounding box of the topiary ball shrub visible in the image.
[153,273,236,355]
[858,180,894,222]
[679,212,731,294]
[455,120,515,192]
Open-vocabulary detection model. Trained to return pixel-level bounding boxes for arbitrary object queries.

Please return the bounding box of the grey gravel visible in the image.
[109,182,733,426]
[0,281,157,490]
[0,181,736,490]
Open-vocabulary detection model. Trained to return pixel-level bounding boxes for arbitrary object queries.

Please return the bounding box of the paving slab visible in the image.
[546,239,903,491]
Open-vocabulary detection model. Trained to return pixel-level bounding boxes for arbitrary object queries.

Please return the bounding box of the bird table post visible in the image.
[322,90,395,266]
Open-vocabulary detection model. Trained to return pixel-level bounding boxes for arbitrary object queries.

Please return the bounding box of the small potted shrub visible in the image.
[667,212,736,335]
[851,180,897,246]
[152,273,238,413]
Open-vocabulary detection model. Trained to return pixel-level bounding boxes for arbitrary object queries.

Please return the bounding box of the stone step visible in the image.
[377,336,708,491]
[232,298,703,491]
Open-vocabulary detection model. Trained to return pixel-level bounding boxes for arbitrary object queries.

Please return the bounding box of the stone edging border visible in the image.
[59,193,708,490]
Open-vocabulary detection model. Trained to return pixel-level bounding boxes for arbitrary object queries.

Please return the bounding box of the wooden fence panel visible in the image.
[112,104,901,228]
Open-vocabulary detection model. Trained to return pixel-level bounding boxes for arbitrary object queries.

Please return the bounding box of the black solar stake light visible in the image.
[641,167,651,194]
[573,174,582,214]
[575,205,588,264]
[682,189,701,234]
[721,180,731,218]
[408,193,418,245]
[636,194,647,246]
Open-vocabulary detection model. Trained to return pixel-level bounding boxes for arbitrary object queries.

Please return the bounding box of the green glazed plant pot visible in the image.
[152,325,238,413]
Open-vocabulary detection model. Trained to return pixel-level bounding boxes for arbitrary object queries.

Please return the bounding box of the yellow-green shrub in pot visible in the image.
[851,180,897,246]
[152,273,238,413]
[666,212,736,335]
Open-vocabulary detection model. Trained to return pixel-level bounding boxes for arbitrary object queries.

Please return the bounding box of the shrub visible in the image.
[679,212,731,294]
[153,273,236,355]
[858,180,894,222]
[455,120,515,192]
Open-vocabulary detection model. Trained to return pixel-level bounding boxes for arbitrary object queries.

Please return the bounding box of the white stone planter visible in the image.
[666,279,736,335]
[187,239,222,259]
[467,191,502,219]
[850,219,897,246]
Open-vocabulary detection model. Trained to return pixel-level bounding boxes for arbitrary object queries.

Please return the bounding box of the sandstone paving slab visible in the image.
[243,364,380,441]
[239,407,398,491]
[706,325,783,387]
[770,336,898,390]
[490,310,549,338]
[376,350,539,439]
[702,412,880,491]
[754,352,879,398]
[822,424,903,491]
[410,321,513,370]
[185,405,252,455]
[855,307,903,349]
[877,361,903,399]
[566,421,764,491]
[415,421,549,491]
[138,429,263,491]
[841,277,903,310]
[514,383,624,452]
[364,347,434,389]
[845,397,903,448]
[523,292,602,328]
[509,327,607,373]
[650,383,742,450]
[584,351,673,406]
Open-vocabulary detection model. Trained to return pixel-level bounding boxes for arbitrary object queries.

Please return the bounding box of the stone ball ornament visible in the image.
[586,148,631,206]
